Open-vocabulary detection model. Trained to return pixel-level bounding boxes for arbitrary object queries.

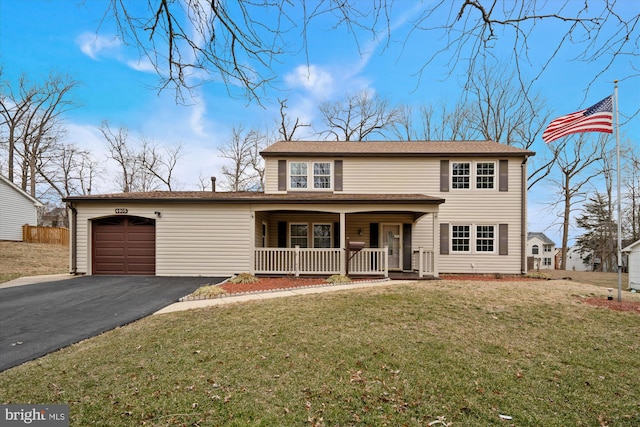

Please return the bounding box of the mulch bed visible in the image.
[220,277,337,294]
[581,297,640,314]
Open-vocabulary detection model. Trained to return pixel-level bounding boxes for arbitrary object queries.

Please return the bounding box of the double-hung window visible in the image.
[313,224,332,248]
[290,162,308,189]
[476,162,495,189]
[451,225,470,252]
[289,161,332,190]
[451,161,495,190]
[475,225,495,252]
[290,224,308,248]
[452,163,470,189]
[451,224,496,253]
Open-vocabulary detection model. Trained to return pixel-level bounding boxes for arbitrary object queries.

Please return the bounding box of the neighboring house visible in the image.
[0,175,43,241]
[561,246,593,271]
[622,240,640,291]
[526,232,555,270]
[63,140,535,277]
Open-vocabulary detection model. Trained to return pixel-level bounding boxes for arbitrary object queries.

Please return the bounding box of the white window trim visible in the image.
[289,223,309,248]
[475,224,497,254]
[451,161,497,191]
[451,223,497,254]
[312,223,333,248]
[451,224,471,253]
[288,161,333,191]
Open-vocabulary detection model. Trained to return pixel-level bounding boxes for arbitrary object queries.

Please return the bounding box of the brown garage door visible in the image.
[92,216,156,275]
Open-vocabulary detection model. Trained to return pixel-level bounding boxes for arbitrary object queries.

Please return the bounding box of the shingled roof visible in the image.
[64,191,445,205]
[261,140,535,158]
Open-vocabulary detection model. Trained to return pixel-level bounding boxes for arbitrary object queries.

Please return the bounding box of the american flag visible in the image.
[542,96,613,143]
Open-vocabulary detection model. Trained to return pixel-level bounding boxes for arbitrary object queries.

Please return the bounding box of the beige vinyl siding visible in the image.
[341,157,524,274]
[72,202,252,276]
[264,158,280,193]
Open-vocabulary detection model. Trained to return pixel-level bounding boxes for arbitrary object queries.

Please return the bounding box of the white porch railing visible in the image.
[348,248,388,277]
[417,247,435,278]
[253,246,389,277]
[254,247,342,276]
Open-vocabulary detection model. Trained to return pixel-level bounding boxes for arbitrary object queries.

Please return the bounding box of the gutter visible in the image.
[521,158,528,274]
[67,202,77,274]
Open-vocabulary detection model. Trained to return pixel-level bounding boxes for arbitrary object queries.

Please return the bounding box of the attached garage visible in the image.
[92,216,156,275]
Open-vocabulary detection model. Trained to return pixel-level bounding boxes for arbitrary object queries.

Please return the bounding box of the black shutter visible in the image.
[277,221,287,248]
[403,223,412,270]
[369,223,379,248]
[278,160,286,191]
[499,223,508,255]
[334,160,343,191]
[440,160,449,192]
[499,160,508,192]
[333,222,340,248]
[440,223,449,255]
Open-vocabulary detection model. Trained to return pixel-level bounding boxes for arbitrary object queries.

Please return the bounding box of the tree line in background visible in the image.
[2,0,638,270]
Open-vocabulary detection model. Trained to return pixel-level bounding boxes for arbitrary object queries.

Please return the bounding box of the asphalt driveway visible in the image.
[0,275,224,372]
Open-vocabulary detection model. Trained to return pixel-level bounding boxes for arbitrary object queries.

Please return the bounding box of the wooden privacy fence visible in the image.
[22,225,69,246]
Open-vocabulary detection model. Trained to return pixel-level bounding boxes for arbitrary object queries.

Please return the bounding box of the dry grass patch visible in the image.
[0,241,68,283]
[1,279,639,426]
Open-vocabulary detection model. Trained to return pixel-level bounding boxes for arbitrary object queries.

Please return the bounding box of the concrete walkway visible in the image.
[155,279,418,314]
[0,273,77,289]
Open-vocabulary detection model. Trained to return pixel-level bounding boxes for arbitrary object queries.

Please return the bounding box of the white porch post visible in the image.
[340,211,347,275]
[432,213,439,278]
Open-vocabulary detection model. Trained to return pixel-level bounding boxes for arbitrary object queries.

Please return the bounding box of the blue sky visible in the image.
[0,0,638,245]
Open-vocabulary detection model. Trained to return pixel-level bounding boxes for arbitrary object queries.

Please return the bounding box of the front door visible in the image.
[382,224,401,270]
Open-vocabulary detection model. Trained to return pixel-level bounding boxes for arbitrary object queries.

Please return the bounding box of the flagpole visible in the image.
[614,81,622,302]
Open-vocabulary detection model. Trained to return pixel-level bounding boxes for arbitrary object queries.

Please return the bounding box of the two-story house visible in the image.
[63,140,534,277]
[526,232,556,270]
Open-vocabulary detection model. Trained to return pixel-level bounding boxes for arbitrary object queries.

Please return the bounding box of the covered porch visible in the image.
[248,195,443,278]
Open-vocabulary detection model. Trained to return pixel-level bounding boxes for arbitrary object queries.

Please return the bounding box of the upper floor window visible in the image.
[452,161,495,190]
[532,245,539,255]
[289,161,332,190]
[476,162,495,189]
[452,162,470,189]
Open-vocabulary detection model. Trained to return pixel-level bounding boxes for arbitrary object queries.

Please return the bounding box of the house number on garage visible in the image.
[115,208,128,214]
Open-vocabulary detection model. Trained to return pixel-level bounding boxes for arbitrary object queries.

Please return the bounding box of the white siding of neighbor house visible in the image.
[73,202,252,276]
[0,177,40,241]
[265,156,526,274]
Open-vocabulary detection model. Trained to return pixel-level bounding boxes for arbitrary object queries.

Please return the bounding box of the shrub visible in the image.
[190,284,227,298]
[229,273,260,284]
[525,272,552,280]
[326,274,352,284]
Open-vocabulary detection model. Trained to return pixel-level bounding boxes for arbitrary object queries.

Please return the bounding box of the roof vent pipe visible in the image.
[211,176,216,192]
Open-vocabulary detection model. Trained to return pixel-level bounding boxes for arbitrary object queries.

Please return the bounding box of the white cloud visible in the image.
[76,32,122,60]
[285,65,335,100]
[126,58,156,73]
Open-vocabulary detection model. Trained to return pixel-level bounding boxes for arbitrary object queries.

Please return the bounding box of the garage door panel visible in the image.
[92,216,155,275]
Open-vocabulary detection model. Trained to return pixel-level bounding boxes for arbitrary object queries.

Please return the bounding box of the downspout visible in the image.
[68,202,77,274]
[521,158,528,274]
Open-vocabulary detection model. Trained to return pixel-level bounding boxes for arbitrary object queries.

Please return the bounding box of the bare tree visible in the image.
[100,122,139,193]
[0,72,76,195]
[318,90,401,141]
[548,134,607,270]
[139,137,183,191]
[103,2,638,110]
[218,126,265,191]
[277,99,309,141]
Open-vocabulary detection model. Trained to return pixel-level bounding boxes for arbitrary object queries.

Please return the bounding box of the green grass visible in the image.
[1,280,639,426]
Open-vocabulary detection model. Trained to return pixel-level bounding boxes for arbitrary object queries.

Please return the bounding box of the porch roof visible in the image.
[261,140,535,158]
[64,191,445,205]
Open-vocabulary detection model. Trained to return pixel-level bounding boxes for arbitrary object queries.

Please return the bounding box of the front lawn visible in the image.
[1,279,639,426]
